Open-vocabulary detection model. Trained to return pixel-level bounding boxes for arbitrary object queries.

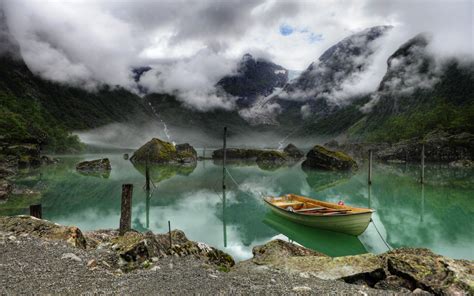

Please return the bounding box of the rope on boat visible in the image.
[370,218,392,251]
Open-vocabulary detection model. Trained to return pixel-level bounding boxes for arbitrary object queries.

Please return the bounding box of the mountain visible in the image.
[217,53,288,107]
[294,34,474,143]
[276,26,392,116]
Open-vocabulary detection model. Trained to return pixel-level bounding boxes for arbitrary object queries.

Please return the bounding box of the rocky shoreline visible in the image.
[1,216,472,295]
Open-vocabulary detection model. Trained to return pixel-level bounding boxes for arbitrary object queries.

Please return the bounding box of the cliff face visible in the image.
[217,53,288,107]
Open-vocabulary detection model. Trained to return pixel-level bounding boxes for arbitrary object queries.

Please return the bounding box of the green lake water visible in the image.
[2,153,473,261]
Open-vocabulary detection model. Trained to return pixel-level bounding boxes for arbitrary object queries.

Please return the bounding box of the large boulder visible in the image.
[283,144,304,159]
[302,145,358,171]
[130,138,197,164]
[76,158,111,172]
[382,248,474,295]
[1,144,41,168]
[256,151,287,170]
[0,216,87,249]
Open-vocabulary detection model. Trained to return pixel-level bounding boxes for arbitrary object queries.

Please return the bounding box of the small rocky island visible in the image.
[0,216,472,295]
[130,138,197,165]
[302,145,358,171]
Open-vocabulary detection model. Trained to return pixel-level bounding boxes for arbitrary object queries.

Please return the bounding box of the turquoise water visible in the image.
[3,154,473,261]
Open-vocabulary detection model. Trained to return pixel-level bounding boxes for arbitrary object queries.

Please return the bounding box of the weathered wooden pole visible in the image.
[222,127,227,189]
[368,149,373,185]
[168,220,172,248]
[119,184,133,235]
[30,204,42,219]
[420,144,425,184]
[222,127,227,248]
[420,184,425,222]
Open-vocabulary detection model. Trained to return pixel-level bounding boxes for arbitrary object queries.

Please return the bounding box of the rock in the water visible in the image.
[41,155,59,165]
[283,144,304,159]
[256,151,287,170]
[175,143,198,163]
[0,216,87,249]
[449,159,474,168]
[3,144,41,168]
[302,145,358,171]
[123,153,129,160]
[212,148,263,160]
[130,138,197,164]
[76,158,111,172]
[0,179,12,200]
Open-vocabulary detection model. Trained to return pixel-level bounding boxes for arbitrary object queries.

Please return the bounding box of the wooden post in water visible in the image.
[203,146,206,159]
[168,220,172,248]
[119,184,133,235]
[368,149,373,185]
[420,144,425,184]
[222,127,227,248]
[30,204,42,219]
[222,127,227,190]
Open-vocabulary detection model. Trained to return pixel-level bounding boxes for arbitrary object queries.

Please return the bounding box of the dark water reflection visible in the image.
[2,154,473,261]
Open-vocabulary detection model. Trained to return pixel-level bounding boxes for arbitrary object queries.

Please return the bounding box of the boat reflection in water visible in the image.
[263,212,367,257]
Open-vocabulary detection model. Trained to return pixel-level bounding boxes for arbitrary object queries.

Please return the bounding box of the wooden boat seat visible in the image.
[273,201,304,209]
[295,206,327,212]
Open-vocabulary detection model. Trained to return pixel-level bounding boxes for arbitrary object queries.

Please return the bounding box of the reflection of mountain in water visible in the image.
[263,212,367,257]
[304,169,353,192]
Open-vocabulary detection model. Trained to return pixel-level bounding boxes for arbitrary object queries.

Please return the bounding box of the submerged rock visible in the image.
[40,155,59,165]
[130,138,197,164]
[283,144,304,159]
[76,158,111,172]
[123,153,129,160]
[302,145,358,171]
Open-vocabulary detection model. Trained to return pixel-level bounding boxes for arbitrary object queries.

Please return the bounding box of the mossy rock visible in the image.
[76,158,111,172]
[302,145,358,171]
[130,138,197,164]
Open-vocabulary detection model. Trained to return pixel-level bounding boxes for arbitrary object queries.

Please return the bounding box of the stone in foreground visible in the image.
[302,145,358,171]
[76,158,111,172]
[130,138,197,164]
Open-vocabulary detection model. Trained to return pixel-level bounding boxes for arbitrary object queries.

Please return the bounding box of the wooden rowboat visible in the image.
[263,194,374,236]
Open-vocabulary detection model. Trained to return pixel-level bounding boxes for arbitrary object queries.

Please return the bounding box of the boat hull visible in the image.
[266,203,372,236]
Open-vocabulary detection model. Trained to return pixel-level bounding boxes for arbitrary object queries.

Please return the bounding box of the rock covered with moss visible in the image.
[240,240,473,295]
[212,148,264,160]
[283,144,304,159]
[302,145,358,171]
[0,216,87,249]
[130,138,197,165]
[76,158,111,172]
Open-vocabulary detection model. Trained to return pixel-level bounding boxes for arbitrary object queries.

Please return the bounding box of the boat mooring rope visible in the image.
[370,218,392,251]
[225,168,266,198]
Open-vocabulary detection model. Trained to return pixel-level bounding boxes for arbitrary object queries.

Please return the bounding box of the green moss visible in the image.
[314,145,354,163]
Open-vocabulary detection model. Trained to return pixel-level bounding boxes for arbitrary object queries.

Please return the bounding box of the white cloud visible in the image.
[1,0,472,111]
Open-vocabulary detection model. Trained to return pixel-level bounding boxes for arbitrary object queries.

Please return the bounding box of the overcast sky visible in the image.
[1,0,472,109]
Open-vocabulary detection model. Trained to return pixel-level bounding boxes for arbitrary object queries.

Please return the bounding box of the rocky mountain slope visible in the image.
[216,53,288,107]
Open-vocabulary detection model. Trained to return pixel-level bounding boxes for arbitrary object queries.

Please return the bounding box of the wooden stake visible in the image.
[421,144,425,183]
[368,149,373,185]
[119,184,133,235]
[30,204,42,219]
[222,127,227,190]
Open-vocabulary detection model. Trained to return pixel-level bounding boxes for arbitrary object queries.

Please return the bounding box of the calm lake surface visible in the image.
[3,153,473,261]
